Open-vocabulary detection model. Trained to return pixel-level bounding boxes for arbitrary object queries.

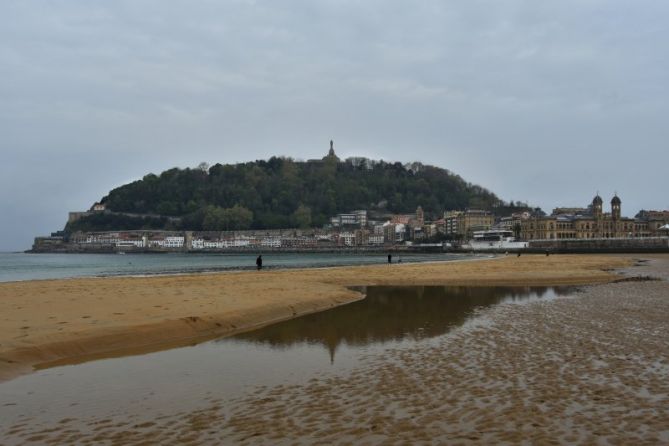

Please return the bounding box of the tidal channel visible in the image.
[0,286,575,437]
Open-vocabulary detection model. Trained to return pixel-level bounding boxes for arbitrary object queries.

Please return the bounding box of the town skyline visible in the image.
[6,147,669,252]
[32,184,669,254]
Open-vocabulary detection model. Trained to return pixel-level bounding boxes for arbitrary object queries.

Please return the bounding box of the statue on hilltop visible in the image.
[323,139,340,162]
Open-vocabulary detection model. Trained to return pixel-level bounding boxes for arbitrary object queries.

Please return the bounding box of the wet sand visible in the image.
[219,264,669,445]
[2,254,669,444]
[0,254,629,381]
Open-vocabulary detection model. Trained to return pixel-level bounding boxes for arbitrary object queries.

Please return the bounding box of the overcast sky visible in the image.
[1,1,668,251]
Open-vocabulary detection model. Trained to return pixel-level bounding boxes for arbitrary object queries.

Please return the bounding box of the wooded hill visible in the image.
[66,156,511,232]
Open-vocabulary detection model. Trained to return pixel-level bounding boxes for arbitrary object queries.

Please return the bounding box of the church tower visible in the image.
[416,206,424,226]
[611,194,621,221]
[592,194,603,219]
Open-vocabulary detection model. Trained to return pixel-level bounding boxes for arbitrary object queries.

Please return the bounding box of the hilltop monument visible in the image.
[323,139,340,162]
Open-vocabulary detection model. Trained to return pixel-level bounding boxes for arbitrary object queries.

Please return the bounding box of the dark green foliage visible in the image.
[292,204,312,229]
[86,157,503,231]
[202,204,253,231]
[66,213,169,232]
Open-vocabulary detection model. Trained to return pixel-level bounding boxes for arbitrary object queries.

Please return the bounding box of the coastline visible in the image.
[0,251,470,284]
[0,254,632,382]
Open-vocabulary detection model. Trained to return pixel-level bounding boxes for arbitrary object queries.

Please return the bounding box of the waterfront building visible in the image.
[203,240,225,249]
[422,224,438,239]
[280,237,317,248]
[355,229,370,246]
[116,233,146,248]
[339,232,356,246]
[260,237,282,248]
[433,218,446,234]
[635,210,669,234]
[87,232,121,245]
[390,214,412,225]
[31,234,66,251]
[388,206,424,228]
[520,194,661,240]
[147,235,185,249]
[410,226,425,241]
[331,210,368,229]
[444,209,494,238]
[383,223,406,243]
[382,223,396,243]
[368,234,384,245]
[494,212,530,238]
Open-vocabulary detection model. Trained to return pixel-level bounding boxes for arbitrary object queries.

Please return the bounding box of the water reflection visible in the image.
[229,286,574,363]
[0,286,575,429]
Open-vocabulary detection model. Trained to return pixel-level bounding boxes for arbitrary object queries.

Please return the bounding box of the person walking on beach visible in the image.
[387,254,392,264]
[256,255,263,270]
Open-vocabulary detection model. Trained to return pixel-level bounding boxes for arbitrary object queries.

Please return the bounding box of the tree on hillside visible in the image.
[202,205,253,231]
[292,204,312,229]
[225,204,253,230]
[81,156,508,232]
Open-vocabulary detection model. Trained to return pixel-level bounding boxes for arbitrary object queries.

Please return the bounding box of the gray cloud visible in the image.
[2,0,668,250]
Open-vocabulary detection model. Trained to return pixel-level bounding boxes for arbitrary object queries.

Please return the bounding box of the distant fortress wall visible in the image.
[528,237,669,253]
[68,211,91,224]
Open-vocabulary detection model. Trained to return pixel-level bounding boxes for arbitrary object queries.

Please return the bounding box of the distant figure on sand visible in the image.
[388,254,392,264]
[256,255,262,270]
[517,252,521,257]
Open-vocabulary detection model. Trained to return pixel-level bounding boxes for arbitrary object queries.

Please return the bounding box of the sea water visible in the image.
[0,252,485,282]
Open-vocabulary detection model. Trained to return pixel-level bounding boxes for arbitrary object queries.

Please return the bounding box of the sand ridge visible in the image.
[0,254,630,381]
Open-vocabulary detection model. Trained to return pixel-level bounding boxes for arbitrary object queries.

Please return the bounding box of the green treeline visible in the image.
[67,156,505,232]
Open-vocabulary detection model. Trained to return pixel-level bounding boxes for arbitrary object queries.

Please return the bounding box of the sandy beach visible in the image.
[0,254,629,381]
[2,253,669,444]
[217,255,669,445]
